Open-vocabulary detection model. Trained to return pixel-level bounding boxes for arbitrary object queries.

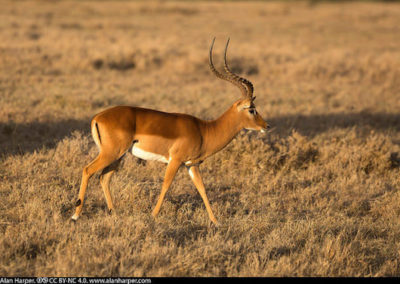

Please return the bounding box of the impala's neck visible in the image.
[201,104,243,158]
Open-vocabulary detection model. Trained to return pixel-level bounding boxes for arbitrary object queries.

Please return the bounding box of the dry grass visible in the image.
[1,0,400,277]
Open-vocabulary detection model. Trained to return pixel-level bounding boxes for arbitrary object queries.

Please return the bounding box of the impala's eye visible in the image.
[248,109,257,115]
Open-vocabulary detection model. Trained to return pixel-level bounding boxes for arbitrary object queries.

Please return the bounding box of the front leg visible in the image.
[152,159,182,218]
[187,165,219,225]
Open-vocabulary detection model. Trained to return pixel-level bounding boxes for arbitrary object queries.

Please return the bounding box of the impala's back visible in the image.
[93,106,203,163]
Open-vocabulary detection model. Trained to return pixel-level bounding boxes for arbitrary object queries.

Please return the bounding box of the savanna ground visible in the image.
[1,0,400,277]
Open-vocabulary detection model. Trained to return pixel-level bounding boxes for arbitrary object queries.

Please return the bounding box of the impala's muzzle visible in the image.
[260,124,271,133]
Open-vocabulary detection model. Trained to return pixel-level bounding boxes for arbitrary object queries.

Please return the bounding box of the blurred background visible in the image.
[1,0,399,153]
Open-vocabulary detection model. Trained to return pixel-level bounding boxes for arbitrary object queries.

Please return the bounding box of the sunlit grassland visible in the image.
[1,0,400,277]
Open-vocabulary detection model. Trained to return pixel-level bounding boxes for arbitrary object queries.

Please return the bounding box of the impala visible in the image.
[72,38,269,224]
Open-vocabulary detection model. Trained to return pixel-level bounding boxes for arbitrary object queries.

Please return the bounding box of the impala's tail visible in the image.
[91,120,102,150]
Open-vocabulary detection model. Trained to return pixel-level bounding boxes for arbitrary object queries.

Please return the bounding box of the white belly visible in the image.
[131,145,169,163]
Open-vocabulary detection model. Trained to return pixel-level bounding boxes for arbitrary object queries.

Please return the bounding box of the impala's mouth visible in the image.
[260,125,271,133]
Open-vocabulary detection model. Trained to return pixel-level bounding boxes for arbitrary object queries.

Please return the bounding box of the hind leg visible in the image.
[99,157,123,214]
[72,153,118,221]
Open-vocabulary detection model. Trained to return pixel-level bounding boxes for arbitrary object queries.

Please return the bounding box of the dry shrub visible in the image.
[91,50,163,72]
[138,6,198,16]
[270,131,319,172]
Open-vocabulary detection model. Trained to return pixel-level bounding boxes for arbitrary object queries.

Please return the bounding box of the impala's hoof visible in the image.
[151,209,159,218]
[210,217,220,226]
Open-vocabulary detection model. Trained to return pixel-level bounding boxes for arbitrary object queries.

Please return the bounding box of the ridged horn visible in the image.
[209,37,248,98]
[223,38,254,98]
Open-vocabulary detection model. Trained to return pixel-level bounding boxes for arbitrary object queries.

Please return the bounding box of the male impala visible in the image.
[72,38,269,224]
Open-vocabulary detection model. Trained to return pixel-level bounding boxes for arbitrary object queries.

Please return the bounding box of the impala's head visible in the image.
[235,97,269,133]
[209,37,270,133]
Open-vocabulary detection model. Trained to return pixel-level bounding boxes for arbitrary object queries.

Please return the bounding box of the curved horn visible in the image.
[209,37,248,98]
[223,38,254,98]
